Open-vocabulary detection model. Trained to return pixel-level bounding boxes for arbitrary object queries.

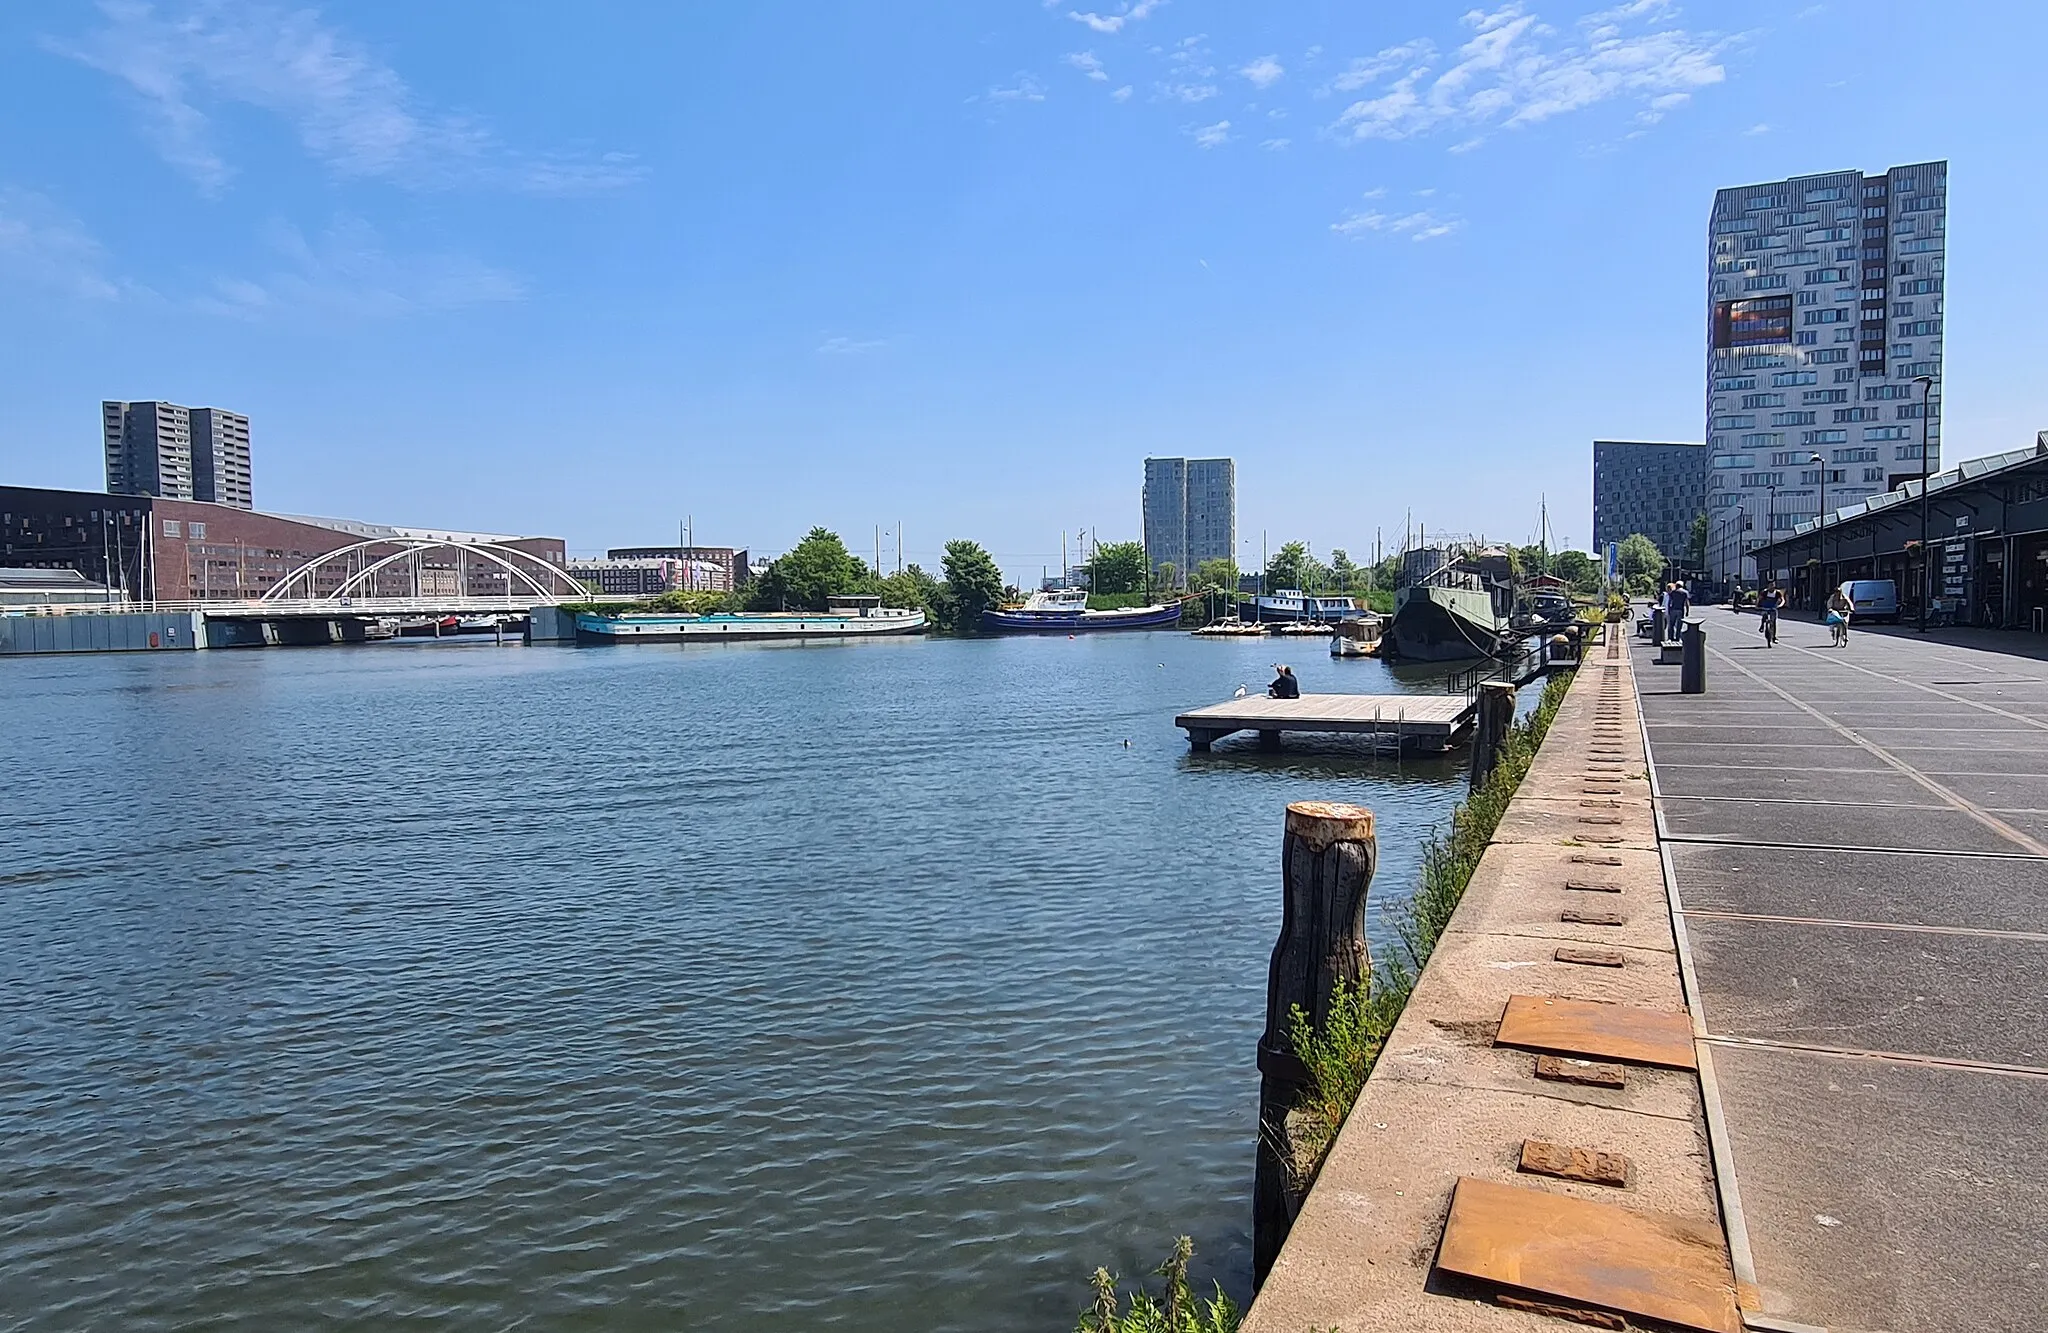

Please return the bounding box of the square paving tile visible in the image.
[1657,796,2025,854]
[1707,1042,2048,1333]
[1667,843,2048,933]
[1685,915,2048,1066]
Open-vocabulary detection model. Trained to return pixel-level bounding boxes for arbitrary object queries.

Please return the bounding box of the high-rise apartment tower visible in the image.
[102,401,192,501]
[1141,456,1235,586]
[189,408,254,509]
[1704,161,1946,583]
[1592,440,1708,563]
[103,401,253,509]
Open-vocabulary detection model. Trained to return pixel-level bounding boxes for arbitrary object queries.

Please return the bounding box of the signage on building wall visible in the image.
[1940,538,1969,604]
[1606,541,1618,580]
[1712,296,1794,349]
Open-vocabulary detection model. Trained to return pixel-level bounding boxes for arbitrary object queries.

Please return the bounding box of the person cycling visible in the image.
[1759,583,1782,647]
[1826,586,1853,647]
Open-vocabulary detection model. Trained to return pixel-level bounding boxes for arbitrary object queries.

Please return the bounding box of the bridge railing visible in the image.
[3,596,563,618]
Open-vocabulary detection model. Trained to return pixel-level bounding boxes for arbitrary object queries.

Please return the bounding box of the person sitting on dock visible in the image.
[1268,664,1300,699]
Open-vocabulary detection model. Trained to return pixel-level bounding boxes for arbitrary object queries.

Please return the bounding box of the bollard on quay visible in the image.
[1681,618,1707,694]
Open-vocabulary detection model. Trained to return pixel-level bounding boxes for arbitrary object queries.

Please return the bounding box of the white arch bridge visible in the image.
[255,537,587,612]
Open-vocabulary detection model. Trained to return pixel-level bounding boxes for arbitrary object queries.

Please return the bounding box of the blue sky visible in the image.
[2,1,2043,577]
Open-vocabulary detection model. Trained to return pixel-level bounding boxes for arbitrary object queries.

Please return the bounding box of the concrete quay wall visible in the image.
[1243,635,1730,1331]
[0,610,207,655]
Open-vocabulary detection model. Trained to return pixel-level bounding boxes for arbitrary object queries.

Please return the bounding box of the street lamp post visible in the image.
[1808,453,1828,613]
[1914,374,1936,632]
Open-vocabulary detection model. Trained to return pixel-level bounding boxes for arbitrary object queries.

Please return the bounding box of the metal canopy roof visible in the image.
[1778,440,2048,541]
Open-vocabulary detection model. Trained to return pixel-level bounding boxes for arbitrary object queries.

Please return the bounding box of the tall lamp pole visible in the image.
[1914,374,1936,632]
[1767,483,1778,582]
[1808,452,1828,612]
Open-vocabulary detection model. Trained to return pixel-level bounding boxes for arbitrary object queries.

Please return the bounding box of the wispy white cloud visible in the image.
[1331,204,1463,242]
[1326,3,1727,147]
[1111,84,1134,101]
[193,216,521,320]
[1326,40,1436,95]
[0,189,123,301]
[982,74,1048,103]
[1744,121,1770,135]
[1239,55,1284,88]
[1068,0,1165,34]
[817,335,887,355]
[1261,137,1290,151]
[1065,50,1110,81]
[1187,119,1231,149]
[54,1,640,196]
[1152,32,1215,103]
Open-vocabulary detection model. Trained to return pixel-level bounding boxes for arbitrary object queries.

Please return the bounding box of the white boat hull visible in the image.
[576,609,926,641]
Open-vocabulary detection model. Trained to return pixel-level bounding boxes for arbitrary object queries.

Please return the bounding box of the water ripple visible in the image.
[0,635,1475,1331]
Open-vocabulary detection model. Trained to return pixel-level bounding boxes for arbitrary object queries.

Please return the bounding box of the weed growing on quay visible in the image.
[1282,669,1574,1179]
[1079,1237,1240,1333]
[1079,669,1576,1319]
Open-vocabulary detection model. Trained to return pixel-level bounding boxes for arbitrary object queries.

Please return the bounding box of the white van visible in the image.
[1839,579,1900,624]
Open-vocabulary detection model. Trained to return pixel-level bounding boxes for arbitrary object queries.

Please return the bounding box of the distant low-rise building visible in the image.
[567,556,731,597]
[606,545,749,590]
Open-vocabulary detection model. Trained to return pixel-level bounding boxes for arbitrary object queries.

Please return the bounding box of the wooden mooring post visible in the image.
[1254,800,1377,1286]
[1468,680,1516,790]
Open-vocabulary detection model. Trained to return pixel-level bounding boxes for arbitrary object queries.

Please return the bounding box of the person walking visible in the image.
[1826,585,1853,647]
[1666,580,1691,635]
[1759,583,1783,647]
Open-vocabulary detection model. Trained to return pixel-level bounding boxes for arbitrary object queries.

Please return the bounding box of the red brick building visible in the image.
[1,485,568,602]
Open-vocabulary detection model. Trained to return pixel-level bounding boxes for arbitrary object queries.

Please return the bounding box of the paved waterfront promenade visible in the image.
[1638,608,2048,1333]
[1246,630,1740,1332]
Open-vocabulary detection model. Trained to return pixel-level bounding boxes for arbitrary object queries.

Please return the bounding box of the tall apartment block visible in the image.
[1704,161,1946,582]
[103,401,253,509]
[1141,456,1235,585]
[102,401,192,501]
[1592,440,1708,563]
[189,408,253,509]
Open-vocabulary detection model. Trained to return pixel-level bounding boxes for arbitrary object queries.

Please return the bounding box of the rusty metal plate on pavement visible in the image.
[1579,799,1621,808]
[1496,995,1696,1069]
[1519,1138,1630,1187]
[1582,786,1622,795]
[1496,1292,1624,1328]
[1568,853,1623,866]
[1435,1176,1739,1333]
[1564,879,1622,893]
[1577,815,1623,826]
[1579,833,1624,845]
[1533,1054,1625,1087]
[1560,908,1625,926]
[1556,947,1626,968]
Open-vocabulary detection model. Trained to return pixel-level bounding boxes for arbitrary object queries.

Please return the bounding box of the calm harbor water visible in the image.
[1,632,1481,1331]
